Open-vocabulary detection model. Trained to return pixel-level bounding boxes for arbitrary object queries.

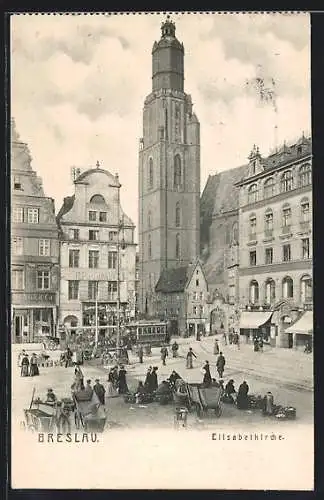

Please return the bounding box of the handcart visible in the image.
[186,383,222,418]
[72,389,106,432]
[22,388,57,432]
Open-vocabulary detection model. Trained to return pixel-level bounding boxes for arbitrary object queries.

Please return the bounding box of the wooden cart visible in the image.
[72,389,106,432]
[186,383,222,418]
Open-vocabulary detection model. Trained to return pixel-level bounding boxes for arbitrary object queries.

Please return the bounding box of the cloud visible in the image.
[11,12,311,235]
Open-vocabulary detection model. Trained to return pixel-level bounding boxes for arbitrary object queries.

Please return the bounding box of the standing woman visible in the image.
[29,353,39,377]
[202,361,212,387]
[117,365,129,394]
[107,369,118,398]
[20,353,30,377]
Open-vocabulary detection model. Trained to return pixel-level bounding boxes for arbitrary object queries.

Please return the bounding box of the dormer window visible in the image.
[251,161,256,176]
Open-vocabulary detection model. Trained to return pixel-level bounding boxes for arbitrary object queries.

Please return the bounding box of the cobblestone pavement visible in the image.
[11,336,313,432]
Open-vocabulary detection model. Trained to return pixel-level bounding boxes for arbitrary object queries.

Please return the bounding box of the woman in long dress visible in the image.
[20,354,29,377]
[107,369,118,398]
[71,367,84,392]
[29,353,39,376]
[237,381,249,409]
[117,366,129,394]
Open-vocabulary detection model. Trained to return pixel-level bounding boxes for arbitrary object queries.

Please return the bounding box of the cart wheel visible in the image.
[215,406,222,418]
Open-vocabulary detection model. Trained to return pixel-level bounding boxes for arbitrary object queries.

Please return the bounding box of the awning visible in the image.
[285,311,313,335]
[240,311,273,329]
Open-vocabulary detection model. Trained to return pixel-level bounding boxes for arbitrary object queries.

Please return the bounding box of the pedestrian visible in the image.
[65,347,73,368]
[259,338,264,352]
[224,379,236,404]
[186,347,197,369]
[223,331,228,345]
[237,381,249,410]
[94,379,106,405]
[161,346,168,366]
[253,337,259,352]
[144,366,153,391]
[262,391,274,416]
[20,353,29,377]
[138,344,144,364]
[202,360,212,387]
[56,404,71,433]
[84,379,93,396]
[18,349,25,368]
[29,353,39,377]
[171,341,179,358]
[45,388,57,403]
[213,339,220,355]
[216,352,226,378]
[150,366,159,392]
[135,381,145,404]
[236,333,240,350]
[71,366,84,392]
[107,369,118,398]
[117,365,129,394]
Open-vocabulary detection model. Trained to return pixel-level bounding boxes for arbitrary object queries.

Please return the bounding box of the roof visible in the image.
[56,195,75,224]
[155,261,205,293]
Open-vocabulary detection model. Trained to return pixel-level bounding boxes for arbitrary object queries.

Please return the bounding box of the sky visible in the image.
[11,12,311,231]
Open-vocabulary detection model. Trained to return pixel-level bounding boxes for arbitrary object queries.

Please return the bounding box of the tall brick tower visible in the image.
[138,17,200,316]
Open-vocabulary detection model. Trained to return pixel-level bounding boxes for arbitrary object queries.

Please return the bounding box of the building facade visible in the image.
[138,18,200,318]
[11,119,60,343]
[236,137,313,348]
[155,260,208,336]
[57,167,136,339]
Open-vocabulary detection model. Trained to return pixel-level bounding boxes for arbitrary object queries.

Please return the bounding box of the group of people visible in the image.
[253,337,264,352]
[18,351,39,377]
[222,379,250,409]
[107,365,129,396]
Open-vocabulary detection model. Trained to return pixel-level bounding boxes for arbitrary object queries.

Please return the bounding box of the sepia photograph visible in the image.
[10,11,313,490]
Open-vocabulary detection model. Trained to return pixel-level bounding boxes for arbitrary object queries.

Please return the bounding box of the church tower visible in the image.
[138,17,200,315]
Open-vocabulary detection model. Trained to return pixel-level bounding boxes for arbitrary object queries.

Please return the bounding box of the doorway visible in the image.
[14,314,28,343]
[288,332,293,349]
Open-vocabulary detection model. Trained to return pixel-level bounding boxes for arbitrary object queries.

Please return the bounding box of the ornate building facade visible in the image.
[11,119,60,343]
[138,18,200,319]
[57,167,136,339]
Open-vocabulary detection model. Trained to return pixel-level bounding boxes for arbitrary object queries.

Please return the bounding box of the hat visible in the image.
[48,388,53,392]
[86,379,91,384]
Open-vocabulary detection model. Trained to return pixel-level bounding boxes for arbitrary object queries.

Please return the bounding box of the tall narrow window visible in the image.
[301,238,310,259]
[299,163,311,187]
[148,158,154,190]
[265,278,276,304]
[283,244,291,262]
[249,280,259,304]
[282,276,293,298]
[68,280,79,300]
[301,199,310,222]
[280,171,293,192]
[175,202,180,227]
[174,155,182,188]
[148,235,152,259]
[12,269,24,290]
[265,210,273,234]
[249,214,257,240]
[88,281,98,300]
[108,251,117,269]
[13,207,24,223]
[69,249,80,268]
[12,237,23,255]
[37,270,50,290]
[27,208,39,224]
[175,233,180,259]
[282,205,292,227]
[264,177,275,198]
[148,211,152,229]
[89,250,99,269]
[39,239,50,257]
[300,275,312,303]
[248,184,258,204]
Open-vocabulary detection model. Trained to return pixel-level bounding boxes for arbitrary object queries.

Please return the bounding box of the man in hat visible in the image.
[45,388,57,404]
[94,378,106,405]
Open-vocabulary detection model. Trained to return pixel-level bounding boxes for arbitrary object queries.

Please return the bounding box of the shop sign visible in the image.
[28,293,55,304]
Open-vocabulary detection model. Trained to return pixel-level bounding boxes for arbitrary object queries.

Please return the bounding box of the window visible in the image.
[108,281,117,299]
[37,270,50,290]
[27,208,39,224]
[283,244,291,262]
[249,250,257,266]
[299,164,311,187]
[248,184,258,204]
[175,233,180,259]
[88,281,98,300]
[280,171,293,192]
[249,215,257,238]
[193,292,198,300]
[89,230,99,241]
[301,238,310,259]
[12,237,23,255]
[196,279,199,287]
[12,269,24,290]
[148,235,152,259]
[148,211,152,229]
[264,177,275,198]
[265,279,276,304]
[89,250,99,269]
[232,222,238,244]
[68,280,79,300]
[200,305,204,316]
[300,275,312,302]
[200,292,203,301]
[89,211,97,222]
[69,249,79,268]
[109,231,118,242]
[13,207,24,223]
[301,199,310,222]
[265,247,273,265]
[14,176,22,190]
[175,202,180,227]
[174,155,182,188]
[90,194,105,204]
[282,206,292,227]
[249,280,259,304]
[69,229,79,240]
[148,158,154,190]
[108,251,117,269]
[265,210,273,232]
[39,239,50,257]
[282,276,293,298]
[99,212,107,222]
[193,306,197,316]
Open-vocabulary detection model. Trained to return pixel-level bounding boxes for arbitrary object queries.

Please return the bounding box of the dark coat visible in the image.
[216,355,225,369]
[94,383,106,405]
[118,369,128,394]
[203,364,212,386]
[225,381,235,395]
[150,371,158,391]
[237,383,249,409]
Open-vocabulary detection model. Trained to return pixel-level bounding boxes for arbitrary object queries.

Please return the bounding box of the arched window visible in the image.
[282,203,291,228]
[232,222,239,244]
[248,184,258,204]
[264,208,273,232]
[174,155,182,188]
[148,235,152,260]
[280,170,293,193]
[265,278,276,304]
[282,276,294,299]
[249,280,259,304]
[175,233,180,259]
[264,177,275,199]
[300,275,312,303]
[90,194,106,204]
[175,202,181,227]
[299,163,311,187]
[300,198,310,222]
[148,210,152,229]
[148,158,154,190]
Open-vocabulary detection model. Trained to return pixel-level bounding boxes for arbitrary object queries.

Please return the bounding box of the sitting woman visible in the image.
[236,381,250,410]
[224,379,236,403]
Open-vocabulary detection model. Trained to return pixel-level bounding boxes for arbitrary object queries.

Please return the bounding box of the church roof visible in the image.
[155,266,189,293]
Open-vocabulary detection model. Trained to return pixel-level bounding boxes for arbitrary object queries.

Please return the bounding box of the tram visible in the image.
[126,320,170,347]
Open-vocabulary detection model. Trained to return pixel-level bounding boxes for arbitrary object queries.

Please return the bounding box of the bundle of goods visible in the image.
[124,393,154,404]
[248,395,258,409]
[274,406,297,420]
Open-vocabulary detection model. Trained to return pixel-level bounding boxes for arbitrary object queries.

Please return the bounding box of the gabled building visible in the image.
[11,119,60,343]
[155,260,208,336]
